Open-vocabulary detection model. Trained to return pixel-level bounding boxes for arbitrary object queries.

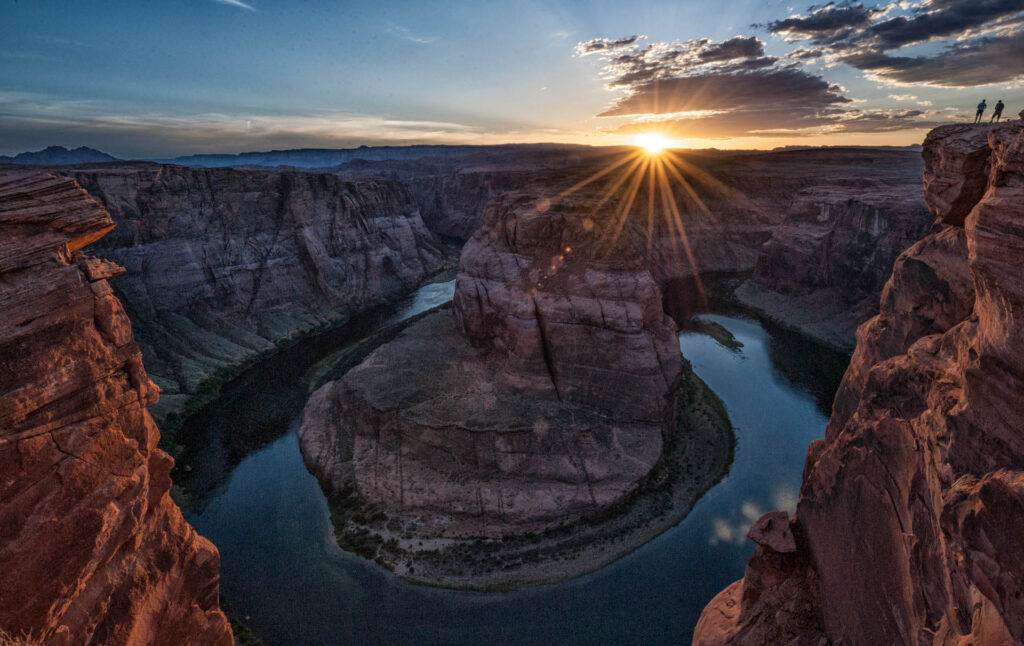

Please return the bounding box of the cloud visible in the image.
[598,67,850,118]
[848,30,1024,87]
[574,35,646,56]
[391,25,438,45]
[0,91,546,157]
[761,2,884,43]
[577,2,1023,139]
[764,1,1024,86]
[213,0,256,11]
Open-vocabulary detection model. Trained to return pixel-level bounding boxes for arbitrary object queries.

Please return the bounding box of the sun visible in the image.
[633,132,671,155]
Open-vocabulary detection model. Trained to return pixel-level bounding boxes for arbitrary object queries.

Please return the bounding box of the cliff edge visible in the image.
[693,123,1024,644]
[0,171,232,645]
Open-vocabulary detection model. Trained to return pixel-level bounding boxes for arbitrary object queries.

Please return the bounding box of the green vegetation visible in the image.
[219,596,265,646]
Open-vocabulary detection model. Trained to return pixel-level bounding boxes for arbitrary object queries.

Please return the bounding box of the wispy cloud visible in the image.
[391,25,438,45]
[213,0,256,12]
[0,90,580,157]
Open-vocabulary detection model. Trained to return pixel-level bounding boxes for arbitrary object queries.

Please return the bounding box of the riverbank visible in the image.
[319,357,735,591]
[159,266,459,458]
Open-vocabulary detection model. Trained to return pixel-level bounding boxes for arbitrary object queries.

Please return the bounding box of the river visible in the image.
[179,279,849,645]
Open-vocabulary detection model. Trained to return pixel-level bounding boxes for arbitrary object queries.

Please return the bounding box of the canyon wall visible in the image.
[731,149,931,349]
[693,124,1024,645]
[62,165,447,423]
[0,171,231,645]
[407,147,929,349]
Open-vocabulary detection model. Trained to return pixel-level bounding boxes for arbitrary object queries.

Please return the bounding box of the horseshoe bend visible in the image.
[2,113,1023,645]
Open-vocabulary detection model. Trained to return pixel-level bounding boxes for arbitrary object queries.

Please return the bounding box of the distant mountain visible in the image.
[153,143,590,169]
[0,146,120,165]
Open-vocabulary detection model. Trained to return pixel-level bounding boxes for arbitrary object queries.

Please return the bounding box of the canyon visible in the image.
[1,134,984,642]
[297,177,735,587]
[21,145,928,435]
[693,123,1024,645]
[0,171,231,645]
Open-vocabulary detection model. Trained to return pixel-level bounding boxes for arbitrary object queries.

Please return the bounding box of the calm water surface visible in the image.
[181,281,848,646]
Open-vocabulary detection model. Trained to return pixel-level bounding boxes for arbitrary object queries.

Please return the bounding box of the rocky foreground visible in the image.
[693,124,1024,644]
[0,172,231,645]
[298,181,734,587]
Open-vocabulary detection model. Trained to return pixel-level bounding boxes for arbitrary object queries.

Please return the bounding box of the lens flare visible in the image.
[633,133,671,155]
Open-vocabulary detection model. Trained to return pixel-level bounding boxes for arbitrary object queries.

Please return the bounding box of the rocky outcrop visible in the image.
[0,171,231,645]
[302,188,683,538]
[62,165,447,423]
[694,123,1024,645]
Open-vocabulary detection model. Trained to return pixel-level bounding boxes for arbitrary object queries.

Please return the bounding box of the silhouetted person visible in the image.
[975,100,987,123]
[991,100,1005,122]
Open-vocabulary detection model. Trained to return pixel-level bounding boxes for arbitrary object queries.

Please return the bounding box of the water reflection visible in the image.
[182,286,849,645]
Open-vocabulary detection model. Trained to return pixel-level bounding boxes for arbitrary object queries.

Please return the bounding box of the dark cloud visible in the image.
[579,0,1023,140]
[574,35,645,56]
[765,0,1024,86]
[830,108,942,132]
[698,36,765,62]
[598,68,850,117]
[611,107,939,138]
[849,30,1024,87]
[866,0,1022,51]
[762,2,881,43]
[592,36,774,89]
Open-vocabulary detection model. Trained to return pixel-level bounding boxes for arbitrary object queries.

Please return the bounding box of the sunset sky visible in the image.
[2,0,1022,157]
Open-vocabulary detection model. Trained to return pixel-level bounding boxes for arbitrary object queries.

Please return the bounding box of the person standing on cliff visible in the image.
[975,100,987,123]
[991,100,1005,122]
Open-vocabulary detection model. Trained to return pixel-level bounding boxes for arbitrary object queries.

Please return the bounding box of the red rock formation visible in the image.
[0,171,231,645]
[300,187,684,538]
[693,123,1024,645]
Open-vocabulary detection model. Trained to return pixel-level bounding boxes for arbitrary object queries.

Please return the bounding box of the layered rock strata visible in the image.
[302,190,682,537]
[299,183,735,587]
[693,124,1024,644]
[733,153,931,349]
[0,171,231,645]
[62,165,447,423]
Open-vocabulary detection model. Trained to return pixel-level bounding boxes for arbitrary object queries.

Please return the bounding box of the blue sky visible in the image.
[2,0,1022,157]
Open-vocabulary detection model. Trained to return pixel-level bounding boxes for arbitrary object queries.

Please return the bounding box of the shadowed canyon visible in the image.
[2,123,1023,645]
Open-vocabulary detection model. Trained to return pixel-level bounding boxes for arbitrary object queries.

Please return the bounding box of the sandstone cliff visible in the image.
[62,165,448,424]
[298,178,735,587]
[0,171,231,645]
[693,123,1024,645]
[302,187,684,537]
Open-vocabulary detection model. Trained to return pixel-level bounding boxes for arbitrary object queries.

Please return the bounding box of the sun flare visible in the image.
[633,133,671,154]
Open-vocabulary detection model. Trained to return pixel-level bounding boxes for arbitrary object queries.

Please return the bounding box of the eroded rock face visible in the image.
[693,123,1024,645]
[61,165,447,422]
[735,170,931,349]
[0,171,231,645]
[300,187,684,538]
